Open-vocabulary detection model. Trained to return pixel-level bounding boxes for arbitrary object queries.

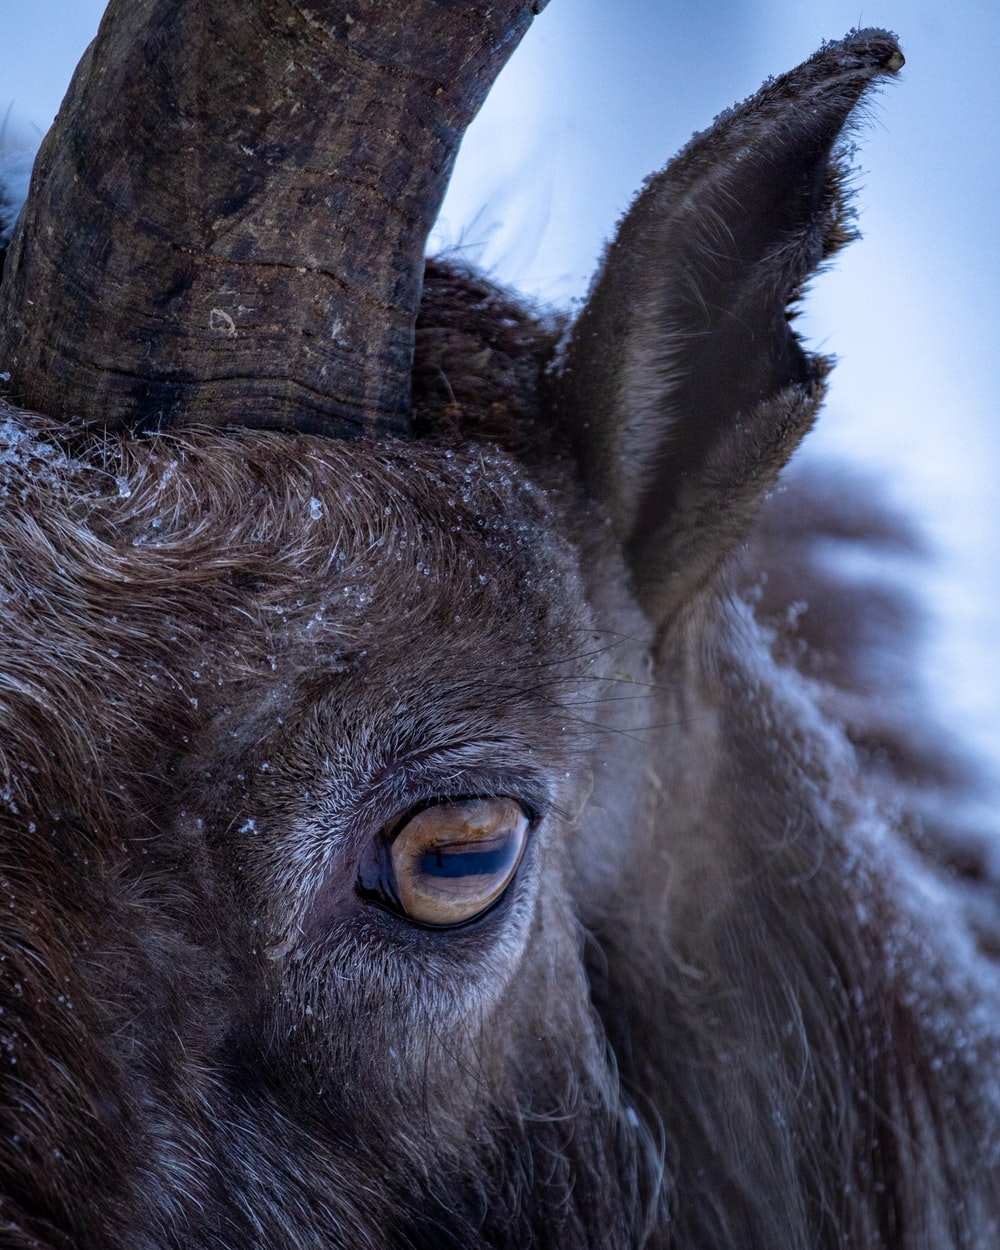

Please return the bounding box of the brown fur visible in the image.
[1,26,999,1250]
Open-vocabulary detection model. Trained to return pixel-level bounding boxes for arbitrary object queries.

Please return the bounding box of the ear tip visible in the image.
[834,29,905,76]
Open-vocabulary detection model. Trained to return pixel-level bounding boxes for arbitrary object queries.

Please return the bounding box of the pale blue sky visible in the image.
[3,0,999,777]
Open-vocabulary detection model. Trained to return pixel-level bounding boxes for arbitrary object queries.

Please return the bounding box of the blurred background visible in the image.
[3,0,999,781]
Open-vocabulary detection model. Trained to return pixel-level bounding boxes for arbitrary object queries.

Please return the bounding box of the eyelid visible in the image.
[388,792,539,832]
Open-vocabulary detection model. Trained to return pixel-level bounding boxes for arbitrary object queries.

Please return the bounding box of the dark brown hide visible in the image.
[1,22,999,1250]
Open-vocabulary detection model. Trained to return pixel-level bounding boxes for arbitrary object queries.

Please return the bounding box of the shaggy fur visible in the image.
[2,26,999,1250]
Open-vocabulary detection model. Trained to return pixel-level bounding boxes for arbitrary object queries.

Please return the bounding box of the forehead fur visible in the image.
[0,410,591,826]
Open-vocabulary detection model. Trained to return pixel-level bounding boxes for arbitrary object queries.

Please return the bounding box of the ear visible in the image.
[548,30,903,629]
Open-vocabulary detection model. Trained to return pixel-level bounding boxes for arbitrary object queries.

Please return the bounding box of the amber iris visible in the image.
[384,797,530,927]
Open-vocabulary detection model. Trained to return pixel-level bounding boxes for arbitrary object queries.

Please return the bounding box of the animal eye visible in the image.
[366,798,530,928]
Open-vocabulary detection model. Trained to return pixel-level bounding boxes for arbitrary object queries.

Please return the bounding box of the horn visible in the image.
[0,0,547,437]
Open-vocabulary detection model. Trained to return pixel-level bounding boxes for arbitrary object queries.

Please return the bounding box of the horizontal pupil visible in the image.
[420,843,510,879]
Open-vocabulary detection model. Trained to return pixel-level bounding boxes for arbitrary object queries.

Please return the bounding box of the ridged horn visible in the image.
[0,0,548,437]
